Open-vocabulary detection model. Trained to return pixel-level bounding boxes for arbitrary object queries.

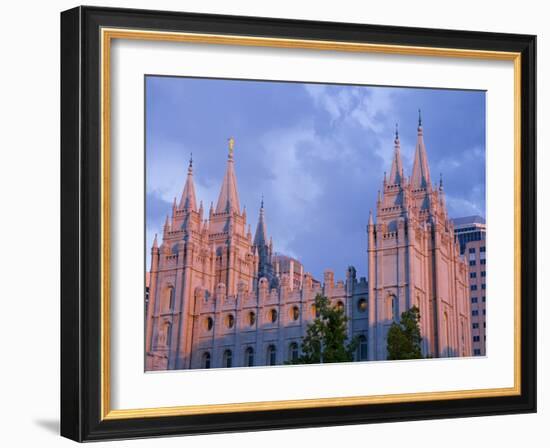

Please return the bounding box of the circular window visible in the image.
[270,309,278,323]
[358,298,367,312]
[248,311,256,326]
[226,314,235,328]
[291,306,300,321]
[205,316,213,331]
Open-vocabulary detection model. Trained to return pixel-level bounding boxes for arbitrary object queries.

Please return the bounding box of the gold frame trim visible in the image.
[100,28,522,420]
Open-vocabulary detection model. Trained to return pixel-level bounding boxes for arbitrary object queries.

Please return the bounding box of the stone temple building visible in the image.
[368,117,472,360]
[145,119,472,371]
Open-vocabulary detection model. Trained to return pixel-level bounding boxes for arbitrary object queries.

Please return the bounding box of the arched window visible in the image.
[289,342,299,362]
[245,347,254,367]
[336,301,345,312]
[204,316,214,331]
[291,306,300,321]
[165,322,172,347]
[357,298,367,313]
[270,309,278,323]
[202,352,211,369]
[389,294,398,321]
[356,335,368,361]
[267,345,277,366]
[167,287,175,311]
[248,311,256,326]
[223,349,233,368]
[226,314,235,329]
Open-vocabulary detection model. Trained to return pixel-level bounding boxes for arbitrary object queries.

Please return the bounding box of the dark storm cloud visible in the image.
[145,77,485,280]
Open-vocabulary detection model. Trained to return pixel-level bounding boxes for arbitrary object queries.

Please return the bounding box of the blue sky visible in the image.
[146,76,485,280]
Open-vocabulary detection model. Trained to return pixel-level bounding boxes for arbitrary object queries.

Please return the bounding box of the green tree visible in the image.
[291,294,357,364]
[386,305,423,360]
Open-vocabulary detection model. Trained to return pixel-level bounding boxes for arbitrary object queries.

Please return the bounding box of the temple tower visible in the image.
[146,155,216,370]
[367,115,472,360]
[208,138,256,298]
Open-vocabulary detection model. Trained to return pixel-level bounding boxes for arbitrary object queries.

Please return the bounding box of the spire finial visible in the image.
[395,123,399,140]
[228,137,235,159]
[152,233,158,248]
[418,109,422,127]
[261,194,264,209]
[439,172,443,189]
[216,137,241,213]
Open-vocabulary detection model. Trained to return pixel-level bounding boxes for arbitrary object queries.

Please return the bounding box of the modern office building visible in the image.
[452,215,486,255]
[452,216,487,355]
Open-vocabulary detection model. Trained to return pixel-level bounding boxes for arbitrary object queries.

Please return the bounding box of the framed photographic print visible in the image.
[60,6,537,442]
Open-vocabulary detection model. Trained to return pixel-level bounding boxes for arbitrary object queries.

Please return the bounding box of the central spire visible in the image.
[215,137,241,214]
[388,123,404,185]
[253,195,274,282]
[254,195,268,247]
[411,109,432,189]
[179,154,197,211]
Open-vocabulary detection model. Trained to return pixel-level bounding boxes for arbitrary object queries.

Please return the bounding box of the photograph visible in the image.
[56,5,537,441]
[144,76,487,371]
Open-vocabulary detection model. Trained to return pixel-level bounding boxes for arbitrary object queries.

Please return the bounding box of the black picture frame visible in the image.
[61,5,536,442]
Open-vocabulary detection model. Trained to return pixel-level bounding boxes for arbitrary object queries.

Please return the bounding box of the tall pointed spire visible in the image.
[388,123,404,185]
[253,195,273,282]
[439,173,446,210]
[254,195,268,247]
[411,109,432,189]
[215,137,241,214]
[179,153,197,211]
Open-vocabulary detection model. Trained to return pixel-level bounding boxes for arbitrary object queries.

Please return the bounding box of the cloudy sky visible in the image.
[145,76,485,280]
